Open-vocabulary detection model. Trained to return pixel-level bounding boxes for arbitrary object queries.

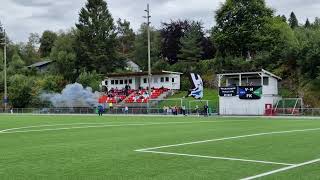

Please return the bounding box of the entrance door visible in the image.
[135,77,141,89]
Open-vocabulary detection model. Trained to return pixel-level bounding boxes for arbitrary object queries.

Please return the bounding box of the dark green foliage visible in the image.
[19,33,41,65]
[76,70,101,91]
[116,19,135,59]
[212,0,273,57]
[41,75,66,93]
[178,22,204,63]
[76,0,120,74]
[133,23,161,70]
[280,15,287,23]
[289,12,299,29]
[160,20,191,64]
[0,21,4,46]
[50,30,77,81]
[8,74,34,108]
[305,19,311,28]
[39,31,57,57]
[8,51,26,74]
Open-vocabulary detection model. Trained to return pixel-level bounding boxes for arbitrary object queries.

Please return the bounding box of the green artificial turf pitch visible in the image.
[0,115,320,180]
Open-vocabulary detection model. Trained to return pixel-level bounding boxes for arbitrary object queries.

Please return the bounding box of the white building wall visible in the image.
[140,74,180,90]
[219,96,280,115]
[102,73,181,90]
[262,77,278,95]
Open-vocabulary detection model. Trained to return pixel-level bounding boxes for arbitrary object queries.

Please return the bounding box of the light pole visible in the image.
[144,4,152,111]
[1,28,7,111]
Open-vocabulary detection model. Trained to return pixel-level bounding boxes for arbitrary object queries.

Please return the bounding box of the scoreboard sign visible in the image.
[238,86,262,99]
[219,87,237,97]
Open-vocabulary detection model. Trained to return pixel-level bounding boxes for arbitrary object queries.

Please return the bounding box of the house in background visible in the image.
[126,60,141,72]
[27,60,53,73]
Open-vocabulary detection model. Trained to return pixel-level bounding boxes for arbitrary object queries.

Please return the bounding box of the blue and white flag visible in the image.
[187,73,204,99]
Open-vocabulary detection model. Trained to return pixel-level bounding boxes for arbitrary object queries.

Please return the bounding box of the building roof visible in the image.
[27,60,52,68]
[217,69,282,80]
[106,70,183,78]
[126,60,140,69]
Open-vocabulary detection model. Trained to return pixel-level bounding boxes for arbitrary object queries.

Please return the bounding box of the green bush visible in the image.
[76,71,101,91]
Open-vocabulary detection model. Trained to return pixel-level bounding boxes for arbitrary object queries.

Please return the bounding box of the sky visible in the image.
[0,0,319,42]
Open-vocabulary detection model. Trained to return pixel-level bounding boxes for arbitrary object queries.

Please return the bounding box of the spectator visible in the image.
[195,105,199,116]
[124,106,129,114]
[109,102,113,110]
[182,105,186,116]
[204,104,209,117]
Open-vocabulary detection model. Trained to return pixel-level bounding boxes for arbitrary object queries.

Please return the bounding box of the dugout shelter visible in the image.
[217,69,282,115]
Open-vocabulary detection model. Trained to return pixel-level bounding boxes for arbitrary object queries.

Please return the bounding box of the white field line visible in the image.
[135,128,320,151]
[0,120,249,134]
[0,123,118,133]
[136,150,295,166]
[241,158,320,180]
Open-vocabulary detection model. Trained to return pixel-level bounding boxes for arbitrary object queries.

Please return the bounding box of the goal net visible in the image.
[274,98,303,116]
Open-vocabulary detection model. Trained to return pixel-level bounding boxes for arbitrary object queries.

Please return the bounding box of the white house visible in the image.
[101,71,182,90]
[217,69,282,115]
[126,60,141,72]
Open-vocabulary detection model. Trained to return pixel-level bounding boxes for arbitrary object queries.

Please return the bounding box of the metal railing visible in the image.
[1,107,320,117]
[0,107,217,116]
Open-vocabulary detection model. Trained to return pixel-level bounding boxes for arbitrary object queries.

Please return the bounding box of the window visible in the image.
[160,77,164,82]
[263,77,269,86]
[129,79,133,84]
[120,80,124,84]
[111,80,115,85]
[172,78,175,83]
[143,78,147,84]
[124,80,128,84]
[165,77,169,82]
[105,81,108,85]
[154,78,158,83]
[115,80,119,85]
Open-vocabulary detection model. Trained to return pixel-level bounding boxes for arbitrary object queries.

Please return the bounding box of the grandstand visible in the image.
[99,71,181,106]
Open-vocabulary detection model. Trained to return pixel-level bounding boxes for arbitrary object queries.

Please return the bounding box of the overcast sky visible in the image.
[0,0,319,42]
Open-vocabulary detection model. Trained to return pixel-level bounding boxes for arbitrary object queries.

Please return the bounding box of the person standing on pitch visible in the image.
[182,105,186,116]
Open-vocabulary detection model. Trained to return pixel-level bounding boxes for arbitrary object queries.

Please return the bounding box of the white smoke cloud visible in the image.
[41,83,100,107]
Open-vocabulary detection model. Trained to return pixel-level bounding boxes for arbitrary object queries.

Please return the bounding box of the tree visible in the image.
[76,70,101,91]
[76,0,120,74]
[288,12,299,29]
[116,19,135,59]
[8,51,25,74]
[39,30,57,57]
[19,33,41,65]
[160,20,191,64]
[212,0,273,57]
[50,30,77,81]
[202,35,216,60]
[280,15,287,23]
[0,21,4,46]
[305,19,311,28]
[133,23,161,70]
[8,74,33,108]
[313,17,320,27]
[178,22,204,62]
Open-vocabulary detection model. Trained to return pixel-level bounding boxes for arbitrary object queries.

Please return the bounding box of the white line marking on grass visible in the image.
[135,150,295,166]
[0,123,113,132]
[0,120,249,134]
[240,158,320,180]
[135,128,320,151]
